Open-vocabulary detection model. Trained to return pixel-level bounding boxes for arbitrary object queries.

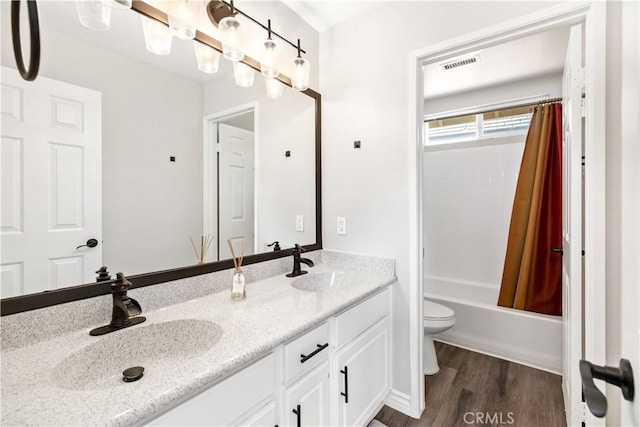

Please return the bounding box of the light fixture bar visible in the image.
[206,0,306,54]
[130,0,300,89]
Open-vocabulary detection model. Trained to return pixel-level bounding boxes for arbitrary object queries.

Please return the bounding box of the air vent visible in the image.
[440,55,479,71]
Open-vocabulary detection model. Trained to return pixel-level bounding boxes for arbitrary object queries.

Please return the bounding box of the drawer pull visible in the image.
[292,404,301,427]
[340,366,349,403]
[300,343,328,363]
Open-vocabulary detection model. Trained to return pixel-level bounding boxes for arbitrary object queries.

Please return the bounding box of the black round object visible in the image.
[122,366,144,382]
[11,0,41,81]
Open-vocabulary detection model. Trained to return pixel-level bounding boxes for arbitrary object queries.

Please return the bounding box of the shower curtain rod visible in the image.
[426,96,571,123]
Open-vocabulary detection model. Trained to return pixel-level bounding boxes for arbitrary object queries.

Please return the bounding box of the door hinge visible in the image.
[216,143,221,153]
[581,97,586,118]
[575,67,586,90]
[575,400,587,424]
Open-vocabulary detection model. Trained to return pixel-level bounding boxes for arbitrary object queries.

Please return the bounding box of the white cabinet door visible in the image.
[283,362,330,427]
[335,318,390,427]
[235,400,277,426]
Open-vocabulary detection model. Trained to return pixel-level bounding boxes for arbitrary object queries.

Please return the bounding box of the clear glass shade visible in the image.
[75,0,112,31]
[291,57,310,91]
[233,62,254,87]
[194,42,220,73]
[219,16,244,62]
[168,0,199,40]
[265,78,284,99]
[260,39,279,78]
[141,16,172,56]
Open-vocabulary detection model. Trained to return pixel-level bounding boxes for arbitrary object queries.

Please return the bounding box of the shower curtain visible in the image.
[497,102,563,316]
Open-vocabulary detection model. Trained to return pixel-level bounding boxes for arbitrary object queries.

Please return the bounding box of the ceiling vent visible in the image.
[440,55,480,71]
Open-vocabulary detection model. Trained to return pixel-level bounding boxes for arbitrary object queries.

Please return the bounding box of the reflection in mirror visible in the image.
[0,2,317,298]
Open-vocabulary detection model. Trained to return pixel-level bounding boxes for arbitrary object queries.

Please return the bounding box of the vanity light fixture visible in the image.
[194,41,220,73]
[260,20,278,78]
[291,39,310,91]
[167,0,199,40]
[140,15,172,56]
[233,61,254,87]
[207,0,311,90]
[75,0,113,31]
[265,77,284,99]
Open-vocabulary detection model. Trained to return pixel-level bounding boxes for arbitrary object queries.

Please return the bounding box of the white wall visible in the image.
[423,136,525,298]
[1,19,203,277]
[424,72,563,116]
[319,0,563,403]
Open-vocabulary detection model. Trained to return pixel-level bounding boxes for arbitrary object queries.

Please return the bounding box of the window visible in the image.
[425,105,534,146]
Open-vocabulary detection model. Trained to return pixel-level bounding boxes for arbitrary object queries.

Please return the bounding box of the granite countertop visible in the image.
[1,259,396,426]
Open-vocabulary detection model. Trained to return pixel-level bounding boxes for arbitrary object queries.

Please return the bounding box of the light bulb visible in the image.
[233,62,254,87]
[194,42,221,73]
[168,0,198,40]
[141,15,172,56]
[265,77,284,99]
[219,16,244,62]
[75,0,112,31]
[261,39,279,78]
[291,56,310,91]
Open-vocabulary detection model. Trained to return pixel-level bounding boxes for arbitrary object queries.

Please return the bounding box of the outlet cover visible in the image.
[296,215,304,232]
[337,217,347,235]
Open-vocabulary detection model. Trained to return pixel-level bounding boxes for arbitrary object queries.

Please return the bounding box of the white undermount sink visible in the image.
[51,319,222,390]
[291,272,348,292]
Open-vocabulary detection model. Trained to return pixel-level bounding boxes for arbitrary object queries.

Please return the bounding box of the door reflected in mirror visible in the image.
[0,1,317,298]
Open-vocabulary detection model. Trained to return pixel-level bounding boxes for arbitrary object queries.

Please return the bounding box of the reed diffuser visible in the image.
[227,238,247,300]
[190,235,213,264]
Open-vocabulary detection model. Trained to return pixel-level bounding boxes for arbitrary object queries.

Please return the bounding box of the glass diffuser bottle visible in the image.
[228,238,247,300]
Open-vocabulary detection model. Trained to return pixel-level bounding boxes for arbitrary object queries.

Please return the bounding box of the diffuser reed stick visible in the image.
[190,235,213,263]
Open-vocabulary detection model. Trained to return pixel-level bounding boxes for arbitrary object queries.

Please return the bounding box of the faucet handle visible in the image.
[111,272,132,292]
[95,266,111,282]
[293,243,305,253]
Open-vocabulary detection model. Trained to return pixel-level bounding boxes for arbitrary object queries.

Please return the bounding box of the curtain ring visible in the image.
[11,0,41,81]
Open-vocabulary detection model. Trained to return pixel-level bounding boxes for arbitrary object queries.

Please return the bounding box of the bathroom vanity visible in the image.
[0,252,395,426]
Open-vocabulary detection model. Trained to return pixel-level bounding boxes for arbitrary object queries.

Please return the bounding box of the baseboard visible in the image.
[384,389,422,419]
[435,332,561,374]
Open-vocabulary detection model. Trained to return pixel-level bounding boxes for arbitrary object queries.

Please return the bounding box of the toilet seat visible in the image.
[423,300,455,321]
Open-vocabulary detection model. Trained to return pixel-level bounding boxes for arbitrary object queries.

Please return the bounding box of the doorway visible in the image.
[203,104,257,262]
[408,3,607,425]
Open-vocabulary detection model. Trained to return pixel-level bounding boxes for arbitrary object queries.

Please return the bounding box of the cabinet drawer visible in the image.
[284,322,330,383]
[335,287,390,348]
[147,353,275,426]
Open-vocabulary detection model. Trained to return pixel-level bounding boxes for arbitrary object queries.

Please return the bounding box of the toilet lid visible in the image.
[423,300,455,320]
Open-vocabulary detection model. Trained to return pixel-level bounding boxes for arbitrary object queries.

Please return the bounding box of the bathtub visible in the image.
[424,276,562,374]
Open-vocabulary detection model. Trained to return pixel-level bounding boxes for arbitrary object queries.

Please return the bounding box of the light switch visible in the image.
[296,215,304,232]
[337,217,347,235]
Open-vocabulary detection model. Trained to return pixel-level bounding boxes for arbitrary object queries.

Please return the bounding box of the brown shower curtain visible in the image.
[497,102,563,316]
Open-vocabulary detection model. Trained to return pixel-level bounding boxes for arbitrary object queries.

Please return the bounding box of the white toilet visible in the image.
[423,299,456,375]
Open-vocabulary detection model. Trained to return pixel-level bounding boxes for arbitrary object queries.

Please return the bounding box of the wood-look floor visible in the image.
[375,342,566,427]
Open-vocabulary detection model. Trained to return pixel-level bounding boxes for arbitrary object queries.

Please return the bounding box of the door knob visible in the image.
[76,238,99,250]
[579,358,635,417]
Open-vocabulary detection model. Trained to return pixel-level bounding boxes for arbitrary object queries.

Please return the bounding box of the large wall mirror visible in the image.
[0,1,321,314]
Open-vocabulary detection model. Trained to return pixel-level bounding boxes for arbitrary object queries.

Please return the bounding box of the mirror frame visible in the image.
[0,1,322,316]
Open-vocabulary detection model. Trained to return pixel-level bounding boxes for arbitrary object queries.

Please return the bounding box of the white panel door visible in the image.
[218,123,254,260]
[561,25,585,426]
[0,66,101,297]
[283,362,330,427]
